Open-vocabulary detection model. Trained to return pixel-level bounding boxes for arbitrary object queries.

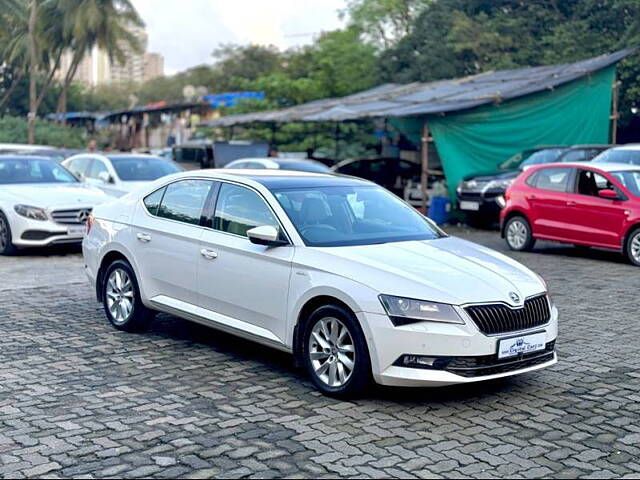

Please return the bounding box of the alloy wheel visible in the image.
[507,219,528,250]
[106,268,135,325]
[308,317,356,388]
[631,232,640,263]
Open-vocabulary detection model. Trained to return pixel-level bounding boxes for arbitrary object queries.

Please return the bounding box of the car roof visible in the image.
[544,162,640,172]
[568,144,614,149]
[0,154,58,161]
[604,144,640,151]
[231,157,323,164]
[181,168,372,189]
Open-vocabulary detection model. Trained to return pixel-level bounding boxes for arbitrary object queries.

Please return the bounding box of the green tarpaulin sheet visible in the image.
[398,66,615,199]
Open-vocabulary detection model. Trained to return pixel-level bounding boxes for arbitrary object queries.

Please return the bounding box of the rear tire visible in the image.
[102,260,154,331]
[505,215,535,252]
[301,304,371,399]
[0,212,18,256]
[626,228,640,267]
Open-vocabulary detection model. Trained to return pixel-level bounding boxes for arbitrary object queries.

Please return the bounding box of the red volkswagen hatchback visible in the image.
[500,162,640,266]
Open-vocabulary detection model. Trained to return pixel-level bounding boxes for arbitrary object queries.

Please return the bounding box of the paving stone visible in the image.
[1,229,639,478]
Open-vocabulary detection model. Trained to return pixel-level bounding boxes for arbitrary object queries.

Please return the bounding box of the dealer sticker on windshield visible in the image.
[498,332,546,359]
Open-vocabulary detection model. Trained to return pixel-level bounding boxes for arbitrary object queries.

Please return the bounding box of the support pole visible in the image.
[421,122,430,214]
[334,122,340,160]
[611,79,621,144]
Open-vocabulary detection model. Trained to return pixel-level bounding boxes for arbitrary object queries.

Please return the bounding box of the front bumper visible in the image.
[457,192,504,215]
[10,214,85,248]
[358,304,558,387]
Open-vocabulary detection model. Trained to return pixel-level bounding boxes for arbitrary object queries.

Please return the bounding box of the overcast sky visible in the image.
[132,0,347,75]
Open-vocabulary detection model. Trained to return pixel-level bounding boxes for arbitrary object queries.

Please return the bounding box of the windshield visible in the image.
[278,161,330,173]
[273,185,444,247]
[520,149,567,167]
[610,170,640,196]
[109,156,182,181]
[592,149,640,165]
[0,157,78,185]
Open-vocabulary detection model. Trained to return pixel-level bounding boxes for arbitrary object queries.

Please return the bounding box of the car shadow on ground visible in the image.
[531,243,629,265]
[142,312,530,405]
[12,244,82,257]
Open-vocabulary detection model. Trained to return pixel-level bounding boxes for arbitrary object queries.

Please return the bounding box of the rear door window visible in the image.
[156,180,213,225]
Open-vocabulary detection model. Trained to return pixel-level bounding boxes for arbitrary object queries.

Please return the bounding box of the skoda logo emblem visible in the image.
[77,210,90,224]
[509,292,521,303]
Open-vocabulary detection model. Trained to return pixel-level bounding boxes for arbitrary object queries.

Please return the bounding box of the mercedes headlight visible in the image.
[379,295,464,326]
[14,205,48,221]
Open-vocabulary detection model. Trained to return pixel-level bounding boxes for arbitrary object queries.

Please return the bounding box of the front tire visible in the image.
[626,228,640,267]
[0,212,17,256]
[505,215,535,252]
[102,260,154,331]
[301,304,371,398]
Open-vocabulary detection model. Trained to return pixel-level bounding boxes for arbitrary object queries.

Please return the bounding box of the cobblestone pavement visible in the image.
[1,228,639,479]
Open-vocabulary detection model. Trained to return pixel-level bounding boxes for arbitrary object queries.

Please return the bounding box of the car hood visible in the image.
[302,236,545,307]
[1,183,109,208]
[464,170,520,182]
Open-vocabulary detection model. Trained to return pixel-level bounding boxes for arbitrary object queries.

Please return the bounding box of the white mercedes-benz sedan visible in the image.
[83,169,558,397]
[0,155,110,255]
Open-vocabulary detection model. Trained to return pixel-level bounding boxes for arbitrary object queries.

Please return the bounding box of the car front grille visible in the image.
[51,208,92,225]
[465,294,551,335]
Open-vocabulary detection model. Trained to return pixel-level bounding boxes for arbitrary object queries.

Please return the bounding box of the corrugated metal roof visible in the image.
[202,49,635,127]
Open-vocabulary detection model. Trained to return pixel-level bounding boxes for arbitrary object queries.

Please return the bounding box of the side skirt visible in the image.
[149,295,292,354]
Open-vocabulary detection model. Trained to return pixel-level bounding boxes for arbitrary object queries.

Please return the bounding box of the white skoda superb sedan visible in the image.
[83,170,558,397]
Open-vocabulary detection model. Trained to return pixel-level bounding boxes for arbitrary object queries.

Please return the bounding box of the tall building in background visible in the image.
[57,26,164,87]
[144,53,164,82]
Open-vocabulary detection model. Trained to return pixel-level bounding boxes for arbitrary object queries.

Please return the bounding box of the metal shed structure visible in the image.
[202,49,635,205]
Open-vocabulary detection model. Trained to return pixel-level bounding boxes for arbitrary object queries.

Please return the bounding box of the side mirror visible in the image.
[247,225,287,247]
[598,189,620,200]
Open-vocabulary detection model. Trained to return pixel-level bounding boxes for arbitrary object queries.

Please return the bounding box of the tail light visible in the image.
[86,215,95,235]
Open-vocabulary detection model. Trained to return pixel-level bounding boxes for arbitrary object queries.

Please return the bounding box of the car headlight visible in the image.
[487,179,514,190]
[14,205,48,221]
[379,295,464,326]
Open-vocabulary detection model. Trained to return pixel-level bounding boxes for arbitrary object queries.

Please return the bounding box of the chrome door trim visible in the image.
[149,295,292,353]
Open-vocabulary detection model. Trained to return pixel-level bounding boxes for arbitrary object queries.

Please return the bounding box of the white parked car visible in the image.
[62,153,182,198]
[83,169,558,397]
[225,157,331,173]
[0,155,110,255]
[592,144,640,165]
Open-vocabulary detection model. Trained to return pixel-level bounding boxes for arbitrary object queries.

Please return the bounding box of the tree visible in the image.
[342,0,428,48]
[27,0,37,143]
[55,0,144,122]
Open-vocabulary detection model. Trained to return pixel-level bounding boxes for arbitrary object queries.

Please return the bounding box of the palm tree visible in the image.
[0,0,29,113]
[56,0,144,122]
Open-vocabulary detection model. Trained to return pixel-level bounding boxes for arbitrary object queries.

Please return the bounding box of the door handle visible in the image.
[200,248,218,260]
[566,201,577,206]
[136,233,152,243]
[527,194,537,200]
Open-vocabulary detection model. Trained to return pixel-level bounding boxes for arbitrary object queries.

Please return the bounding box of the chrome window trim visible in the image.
[139,176,293,245]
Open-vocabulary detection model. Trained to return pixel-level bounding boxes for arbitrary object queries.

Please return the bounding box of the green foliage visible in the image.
[378,0,640,127]
[0,116,84,147]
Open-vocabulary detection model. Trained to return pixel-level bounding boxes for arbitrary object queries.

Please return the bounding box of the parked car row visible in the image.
[457,144,613,225]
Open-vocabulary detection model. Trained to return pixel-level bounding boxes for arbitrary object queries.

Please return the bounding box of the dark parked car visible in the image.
[331,157,421,198]
[172,140,270,168]
[457,145,611,225]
